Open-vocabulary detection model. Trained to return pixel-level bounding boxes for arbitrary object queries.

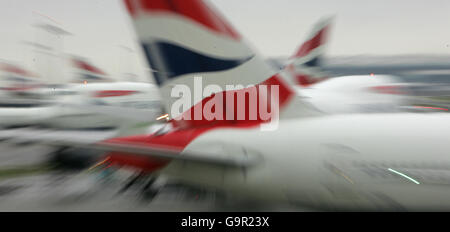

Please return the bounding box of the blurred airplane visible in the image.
[2,0,450,211]
[0,62,44,103]
[283,17,331,87]
[33,57,165,130]
[0,62,55,127]
[0,57,164,134]
[281,17,410,114]
[70,58,114,83]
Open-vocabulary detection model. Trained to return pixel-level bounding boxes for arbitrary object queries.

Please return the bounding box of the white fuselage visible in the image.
[40,82,163,129]
[0,77,53,127]
[298,75,410,114]
[0,82,163,129]
[161,112,450,211]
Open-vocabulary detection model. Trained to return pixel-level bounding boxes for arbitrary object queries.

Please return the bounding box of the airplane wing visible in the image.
[0,127,262,168]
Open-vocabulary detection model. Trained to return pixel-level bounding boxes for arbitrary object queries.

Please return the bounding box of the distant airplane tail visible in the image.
[285,17,333,87]
[0,63,35,78]
[71,58,111,83]
[0,62,41,91]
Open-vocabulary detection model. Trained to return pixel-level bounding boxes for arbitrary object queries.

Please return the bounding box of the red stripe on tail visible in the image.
[0,64,34,77]
[286,63,324,87]
[125,0,241,40]
[73,60,106,75]
[174,74,294,129]
[292,25,329,58]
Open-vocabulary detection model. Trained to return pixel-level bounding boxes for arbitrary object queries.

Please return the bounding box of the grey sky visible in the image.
[215,0,450,57]
[0,0,449,82]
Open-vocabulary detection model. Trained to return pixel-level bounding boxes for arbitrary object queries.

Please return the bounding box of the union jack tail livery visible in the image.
[101,0,321,175]
[124,0,297,128]
[285,17,333,87]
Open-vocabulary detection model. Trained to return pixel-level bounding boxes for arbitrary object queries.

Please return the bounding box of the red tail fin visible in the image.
[286,17,333,87]
[71,57,111,83]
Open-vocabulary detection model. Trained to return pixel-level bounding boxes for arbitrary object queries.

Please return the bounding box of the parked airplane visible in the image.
[37,57,164,130]
[0,62,45,104]
[283,17,332,87]
[70,57,114,84]
[281,18,410,114]
[2,0,450,211]
[0,62,55,127]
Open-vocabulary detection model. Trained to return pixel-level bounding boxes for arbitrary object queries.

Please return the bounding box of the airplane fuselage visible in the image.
[160,112,450,211]
[297,75,409,114]
[42,82,162,129]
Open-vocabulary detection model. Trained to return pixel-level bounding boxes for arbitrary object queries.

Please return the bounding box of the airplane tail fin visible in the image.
[123,0,310,129]
[0,63,36,79]
[0,62,40,91]
[285,16,333,87]
[71,57,111,83]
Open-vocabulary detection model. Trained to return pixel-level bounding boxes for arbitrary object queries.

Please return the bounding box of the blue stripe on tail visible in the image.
[141,41,253,86]
[303,57,320,67]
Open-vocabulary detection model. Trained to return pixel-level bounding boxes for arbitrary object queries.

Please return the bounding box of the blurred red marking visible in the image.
[32,10,62,25]
[124,0,136,16]
[73,59,106,75]
[2,86,38,91]
[94,90,138,98]
[370,85,405,95]
[292,25,329,58]
[413,106,449,111]
[0,63,35,77]
[173,74,293,129]
[285,63,326,87]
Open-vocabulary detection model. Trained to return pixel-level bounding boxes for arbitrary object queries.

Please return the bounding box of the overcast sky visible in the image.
[0,0,449,82]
